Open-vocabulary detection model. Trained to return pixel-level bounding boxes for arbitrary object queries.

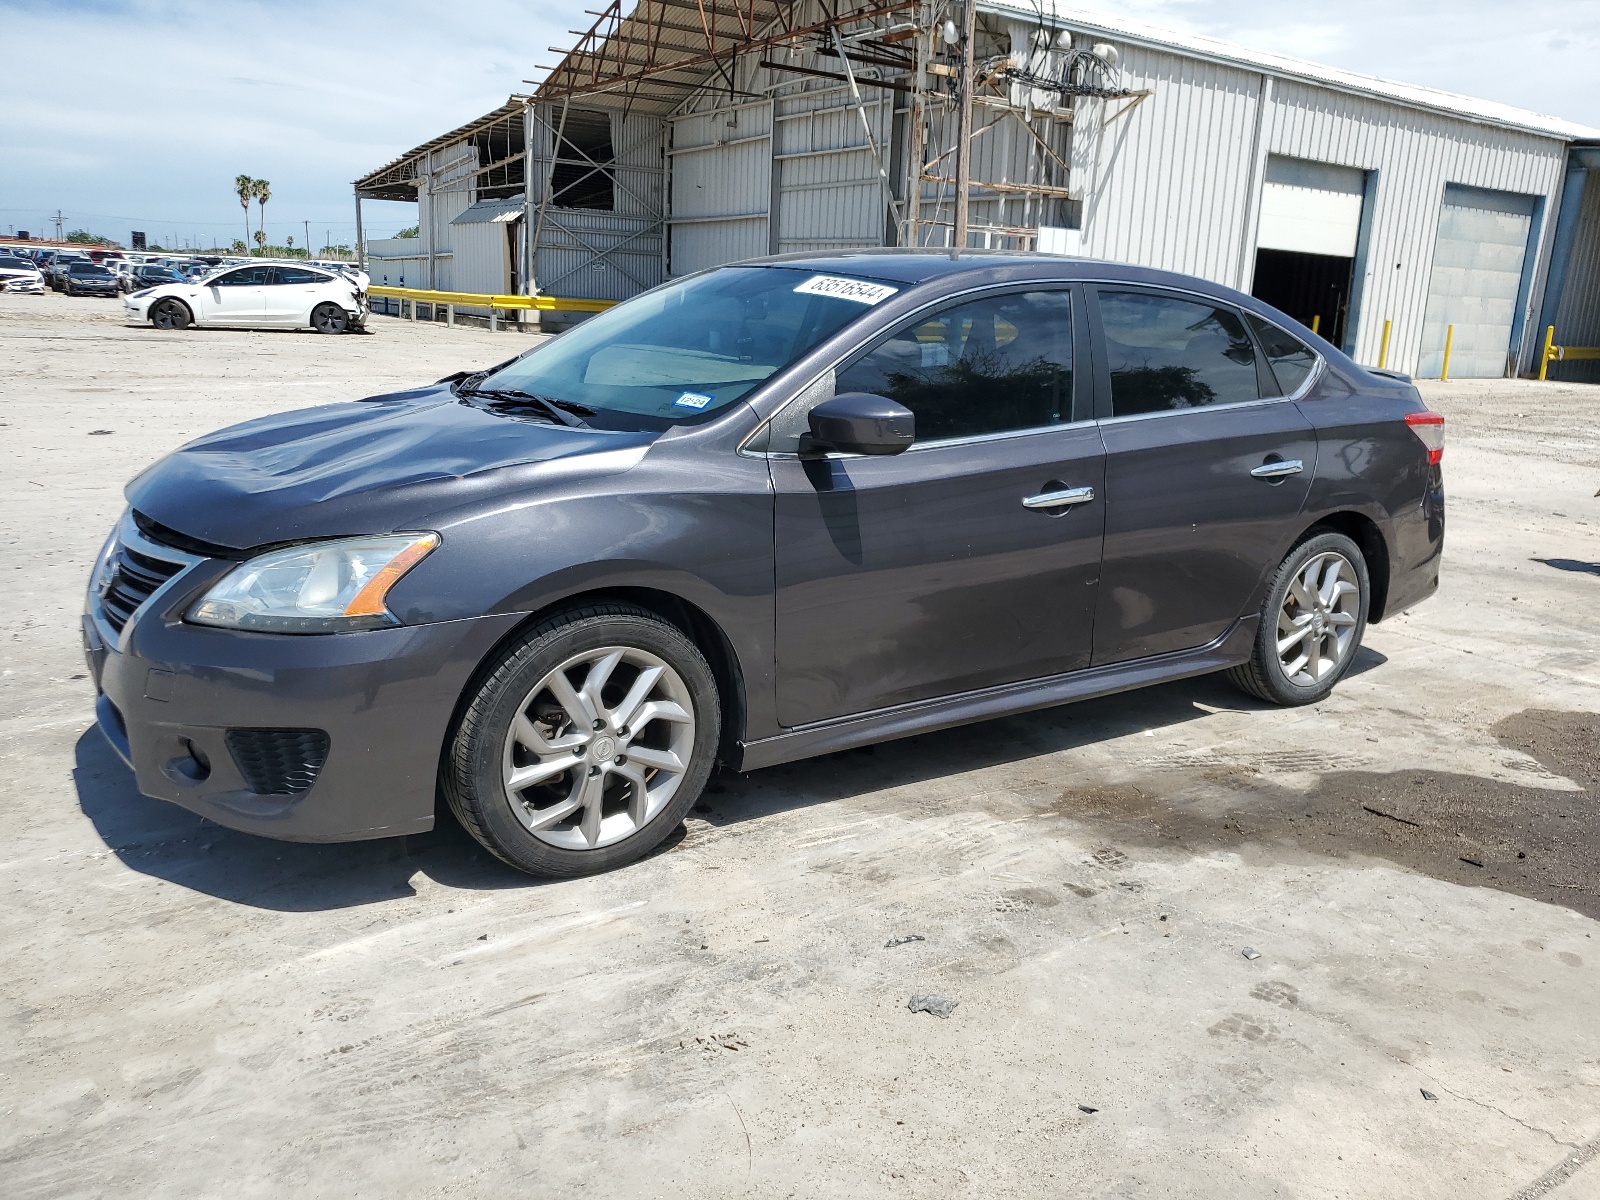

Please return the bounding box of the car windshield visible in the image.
[473,266,901,431]
[72,263,111,275]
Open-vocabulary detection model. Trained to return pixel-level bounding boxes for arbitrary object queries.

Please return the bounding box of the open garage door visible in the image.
[1418,184,1539,378]
[1252,157,1367,349]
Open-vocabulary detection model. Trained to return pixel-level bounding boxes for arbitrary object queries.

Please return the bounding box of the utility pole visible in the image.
[52,211,64,241]
[304,219,311,259]
[951,0,977,254]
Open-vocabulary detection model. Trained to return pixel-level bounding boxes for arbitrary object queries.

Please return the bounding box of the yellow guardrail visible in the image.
[367,284,615,314]
[1538,324,1600,380]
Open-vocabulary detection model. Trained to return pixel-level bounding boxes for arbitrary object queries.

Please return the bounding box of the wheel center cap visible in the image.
[591,735,617,760]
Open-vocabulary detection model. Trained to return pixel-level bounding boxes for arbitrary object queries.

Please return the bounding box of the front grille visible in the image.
[100,542,186,634]
[226,729,331,796]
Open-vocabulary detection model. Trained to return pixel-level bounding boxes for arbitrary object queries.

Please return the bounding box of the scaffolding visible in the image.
[530,0,1148,257]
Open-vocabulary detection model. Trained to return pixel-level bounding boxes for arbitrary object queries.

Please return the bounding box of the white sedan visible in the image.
[125,262,369,333]
[0,255,45,294]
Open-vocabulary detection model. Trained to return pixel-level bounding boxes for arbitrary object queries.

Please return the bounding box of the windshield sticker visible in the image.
[793,275,899,305]
[673,391,714,410]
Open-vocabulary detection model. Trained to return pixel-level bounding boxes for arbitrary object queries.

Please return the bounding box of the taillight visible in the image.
[1405,410,1444,464]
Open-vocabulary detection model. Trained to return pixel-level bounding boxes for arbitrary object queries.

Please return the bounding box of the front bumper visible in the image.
[83,522,522,843]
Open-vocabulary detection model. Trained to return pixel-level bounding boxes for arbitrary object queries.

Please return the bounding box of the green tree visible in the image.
[231,239,247,255]
[395,225,419,238]
[253,179,270,252]
[234,174,255,249]
[66,229,111,245]
[253,229,266,253]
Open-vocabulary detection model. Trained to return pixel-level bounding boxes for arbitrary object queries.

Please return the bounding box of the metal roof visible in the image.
[530,1,917,115]
[450,198,525,225]
[354,95,530,200]
[1001,3,1600,142]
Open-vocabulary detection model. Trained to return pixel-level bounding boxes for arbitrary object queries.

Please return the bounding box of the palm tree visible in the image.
[234,174,254,251]
[253,230,266,252]
[253,179,271,254]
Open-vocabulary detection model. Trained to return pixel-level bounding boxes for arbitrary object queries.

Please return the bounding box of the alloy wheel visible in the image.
[500,645,695,850]
[1276,551,1360,685]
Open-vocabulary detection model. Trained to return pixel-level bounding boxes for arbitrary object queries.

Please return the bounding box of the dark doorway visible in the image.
[1251,248,1354,348]
[550,109,616,211]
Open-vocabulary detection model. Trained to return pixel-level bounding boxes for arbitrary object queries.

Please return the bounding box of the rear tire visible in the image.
[1226,531,1370,706]
[150,299,191,330]
[442,603,721,878]
[311,303,348,334]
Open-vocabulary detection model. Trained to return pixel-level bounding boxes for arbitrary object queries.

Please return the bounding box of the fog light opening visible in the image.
[167,739,211,784]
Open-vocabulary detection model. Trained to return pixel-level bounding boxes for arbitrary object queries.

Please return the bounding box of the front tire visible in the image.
[1226,531,1370,706]
[310,303,348,334]
[150,299,191,330]
[443,604,721,878]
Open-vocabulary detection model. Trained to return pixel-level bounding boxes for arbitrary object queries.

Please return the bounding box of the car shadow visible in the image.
[1533,557,1600,577]
[73,650,1391,910]
[697,665,1346,829]
[72,727,533,912]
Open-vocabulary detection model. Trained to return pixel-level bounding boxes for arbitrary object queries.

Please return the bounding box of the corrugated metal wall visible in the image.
[1070,45,1569,374]
[415,141,477,292]
[1263,80,1566,374]
[1553,175,1600,382]
[530,103,665,301]
[450,220,512,299]
[1072,49,1261,281]
[773,87,893,254]
[667,100,772,276]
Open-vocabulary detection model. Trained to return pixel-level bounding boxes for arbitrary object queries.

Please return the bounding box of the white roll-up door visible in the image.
[1418,184,1537,378]
[1256,157,1366,258]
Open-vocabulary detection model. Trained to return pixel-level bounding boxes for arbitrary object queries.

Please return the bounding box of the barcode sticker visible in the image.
[793,275,899,305]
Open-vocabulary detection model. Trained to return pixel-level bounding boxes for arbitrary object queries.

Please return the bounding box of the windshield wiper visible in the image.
[459,385,594,428]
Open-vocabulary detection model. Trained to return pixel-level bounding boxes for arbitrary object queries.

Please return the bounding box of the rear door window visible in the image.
[1096,290,1263,417]
[1244,312,1319,396]
[274,267,328,285]
[833,289,1076,443]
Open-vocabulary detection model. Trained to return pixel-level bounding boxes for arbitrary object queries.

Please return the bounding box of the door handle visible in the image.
[1022,486,1095,510]
[1250,459,1304,479]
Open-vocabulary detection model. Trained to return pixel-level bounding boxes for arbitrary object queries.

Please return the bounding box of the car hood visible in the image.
[125,388,658,550]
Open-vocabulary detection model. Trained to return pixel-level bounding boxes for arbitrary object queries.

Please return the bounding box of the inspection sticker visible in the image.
[793,275,899,305]
[673,391,714,410]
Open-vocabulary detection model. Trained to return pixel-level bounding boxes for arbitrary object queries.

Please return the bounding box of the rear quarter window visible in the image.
[1245,313,1319,396]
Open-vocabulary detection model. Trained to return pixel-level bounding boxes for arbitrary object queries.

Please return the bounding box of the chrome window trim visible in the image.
[738,277,1086,459]
[1092,281,1328,422]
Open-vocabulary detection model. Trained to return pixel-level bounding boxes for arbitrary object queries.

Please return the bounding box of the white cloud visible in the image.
[2,0,1595,246]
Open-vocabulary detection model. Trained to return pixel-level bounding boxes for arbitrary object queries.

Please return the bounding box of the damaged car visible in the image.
[85,251,1445,878]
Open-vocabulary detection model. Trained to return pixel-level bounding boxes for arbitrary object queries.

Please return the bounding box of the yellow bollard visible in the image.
[1440,324,1454,381]
[1378,318,1392,369]
[1539,324,1556,381]
[1311,314,1321,335]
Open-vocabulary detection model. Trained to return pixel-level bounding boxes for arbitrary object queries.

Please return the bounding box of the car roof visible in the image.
[742,249,1280,324]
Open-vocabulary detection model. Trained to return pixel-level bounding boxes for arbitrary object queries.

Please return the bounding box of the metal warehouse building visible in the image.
[353,1,1600,380]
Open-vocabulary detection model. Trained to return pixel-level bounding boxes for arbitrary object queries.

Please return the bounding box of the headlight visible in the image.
[186,532,440,634]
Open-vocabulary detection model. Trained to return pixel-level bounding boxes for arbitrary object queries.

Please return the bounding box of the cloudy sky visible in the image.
[2,0,1595,248]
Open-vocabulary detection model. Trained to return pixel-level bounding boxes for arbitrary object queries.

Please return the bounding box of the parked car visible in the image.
[64,261,121,297]
[84,252,1445,877]
[124,262,368,332]
[48,253,89,291]
[130,264,186,291]
[0,253,46,293]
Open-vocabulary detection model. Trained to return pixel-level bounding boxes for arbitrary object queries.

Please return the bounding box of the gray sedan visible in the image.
[84,251,1444,877]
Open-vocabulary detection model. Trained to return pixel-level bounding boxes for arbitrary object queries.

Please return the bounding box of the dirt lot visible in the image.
[2,290,1599,1199]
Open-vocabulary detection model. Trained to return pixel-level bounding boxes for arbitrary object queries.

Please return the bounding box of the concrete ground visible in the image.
[2,289,1598,1199]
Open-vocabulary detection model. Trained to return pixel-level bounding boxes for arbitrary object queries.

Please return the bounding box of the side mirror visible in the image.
[805,392,915,456]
